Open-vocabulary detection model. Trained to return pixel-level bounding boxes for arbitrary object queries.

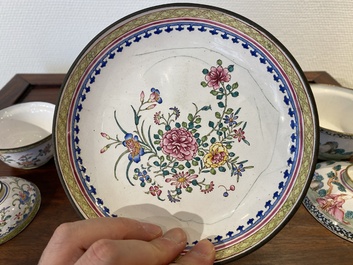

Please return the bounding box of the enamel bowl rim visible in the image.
[0,101,54,153]
[311,83,353,138]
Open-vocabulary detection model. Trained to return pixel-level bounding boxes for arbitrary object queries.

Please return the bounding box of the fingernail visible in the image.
[162,228,187,245]
[141,222,162,237]
[189,239,215,258]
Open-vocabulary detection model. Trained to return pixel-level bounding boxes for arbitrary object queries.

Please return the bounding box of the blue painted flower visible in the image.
[122,133,145,163]
[18,190,30,205]
[148,88,162,104]
[223,113,238,126]
[138,169,151,183]
[232,163,245,177]
[167,190,180,203]
[169,107,180,119]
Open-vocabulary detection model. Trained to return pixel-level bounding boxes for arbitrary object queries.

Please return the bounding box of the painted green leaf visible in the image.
[226,108,234,114]
[178,164,185,170]
[333,165,342,171]
[198,150,204,156]
[201,105,212,111]
[219,166,226,172]
[210,90,218,96]
[231,91,239,97]
[345,210,353,219]
[218,102,225,108]
[232,82,239,89]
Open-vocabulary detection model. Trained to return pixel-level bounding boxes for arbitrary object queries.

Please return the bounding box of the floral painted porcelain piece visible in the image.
[304,161,353,242]
[0,102,54,169]
[0,176,41,244]
[310,84,353,161]
[54,4,318,262]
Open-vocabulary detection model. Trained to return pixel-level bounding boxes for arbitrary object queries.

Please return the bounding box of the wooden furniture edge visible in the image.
[0,74,65,108]
[304,71,341,86]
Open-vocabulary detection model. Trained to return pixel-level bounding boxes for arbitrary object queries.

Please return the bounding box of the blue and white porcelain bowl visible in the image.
[0,102,55,169]
[311,84,353,161]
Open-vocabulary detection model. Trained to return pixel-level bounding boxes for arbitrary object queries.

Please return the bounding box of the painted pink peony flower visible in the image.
[205,65,231,90]
[160,128,198,161]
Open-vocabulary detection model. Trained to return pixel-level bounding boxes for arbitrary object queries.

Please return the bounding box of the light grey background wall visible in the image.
[1,0,352,89]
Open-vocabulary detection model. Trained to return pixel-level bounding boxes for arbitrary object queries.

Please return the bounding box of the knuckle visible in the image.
[52,222,75,242]
[90,239,116,261]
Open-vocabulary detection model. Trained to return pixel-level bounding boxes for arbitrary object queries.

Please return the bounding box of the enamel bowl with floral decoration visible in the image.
[304,161,353,242]
[54,4,319,263]
[0,102,55,169]
[310,84,353,161]
[0,176,41,244]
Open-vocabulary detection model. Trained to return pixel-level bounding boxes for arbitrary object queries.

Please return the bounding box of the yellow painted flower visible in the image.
[203,142,229,168]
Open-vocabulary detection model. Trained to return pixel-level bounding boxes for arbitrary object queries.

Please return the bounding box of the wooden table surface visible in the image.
[0,72,351,265]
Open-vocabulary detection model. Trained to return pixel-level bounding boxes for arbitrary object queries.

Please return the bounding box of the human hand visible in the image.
[39,217,215,265]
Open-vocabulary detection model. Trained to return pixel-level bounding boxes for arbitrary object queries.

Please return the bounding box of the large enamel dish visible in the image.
[54,4,318,262]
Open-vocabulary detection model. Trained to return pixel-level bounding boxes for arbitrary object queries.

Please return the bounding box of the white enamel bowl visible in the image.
[0,102,55,169]
[54,4,318,262]
[311,84,353,161]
